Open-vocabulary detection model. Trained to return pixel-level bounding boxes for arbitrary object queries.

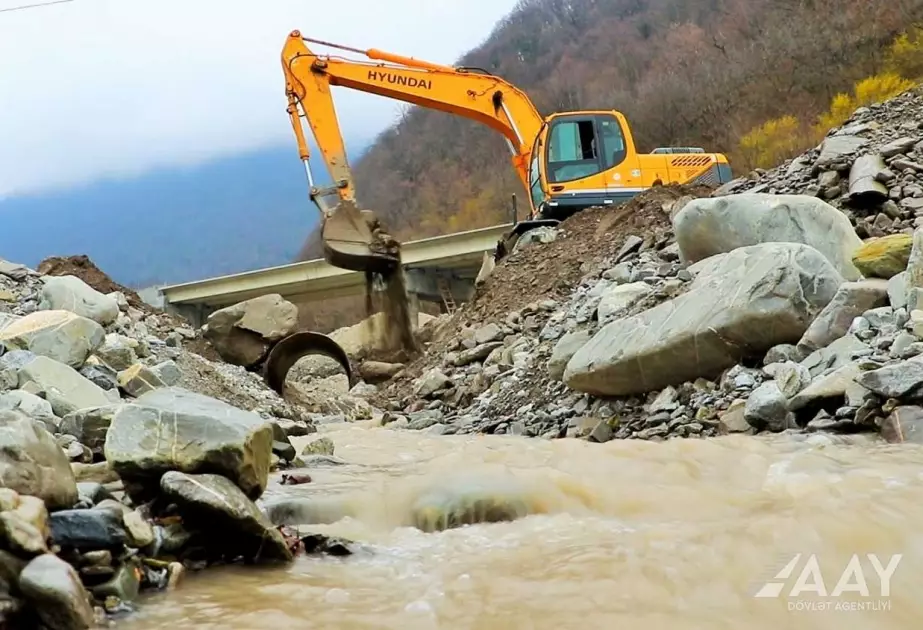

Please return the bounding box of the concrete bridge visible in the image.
[159,223,512,325]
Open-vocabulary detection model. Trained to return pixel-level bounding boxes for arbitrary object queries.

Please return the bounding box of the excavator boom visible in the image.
[281,30,546,273]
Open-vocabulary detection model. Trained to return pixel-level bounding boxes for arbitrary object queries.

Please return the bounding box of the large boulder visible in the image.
[18,553,95,630]
[0,410,78,510]
[104,387,274,499]
[16,356,112,417]
[203,294,298,367]
[39,275,119,326]
[159,471,292,563]
[0,310,103,369]
[673,193,863,280]
[851,233,913,279]
[564,243,843,396]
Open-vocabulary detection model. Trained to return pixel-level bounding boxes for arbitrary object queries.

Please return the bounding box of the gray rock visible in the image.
[854,355,923,398]
[564,243,843,396]
[454,342,503,367]
[160,471,292,563]
[788,362,863,411]
[414,368,451,398]
[815,135,867,167]
[744,382,793,432]
[0,310,104,369]
[880,406,923,443]
[848,154,889,201]
[0,390,56,430]
[59,405,121,456]
[117,363,165,397]
[39,275,119,325]
[94,334,138,371]
[104,387,274,500]
[880,136,918,158]
[0,410,77,510]
[78,363,119,391]
[203,294,298,367]
[474,323,503,345]
[17,356,111,417]
[18,553,95,630]
[596,282,653,324]
[673,194,863,280]
[797,280,889,352]
[888,271,908,309]
[774,361,812,398]
[49,508,127,549]
[151,360,182,386]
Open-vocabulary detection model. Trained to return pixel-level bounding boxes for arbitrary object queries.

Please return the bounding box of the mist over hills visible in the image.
[0,140,359,288]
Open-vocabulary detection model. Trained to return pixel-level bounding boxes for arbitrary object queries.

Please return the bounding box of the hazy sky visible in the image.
[0,0,520,198]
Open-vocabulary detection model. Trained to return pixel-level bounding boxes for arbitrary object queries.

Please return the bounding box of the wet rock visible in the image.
[564,243,842,396]
[0,410,77,510]
[18,553,95,630]
[159,471,292,563]
[0,310,104,369]
[851,233,913,279]
[673,194,863,280]
[301,436,335,457]
[0,509,47,556]
[89,559,141,603]
[203,294,298,367]
[880,406,923,443]
[104,387,274,500]
[122,510,154,548]
[49,509,127,549]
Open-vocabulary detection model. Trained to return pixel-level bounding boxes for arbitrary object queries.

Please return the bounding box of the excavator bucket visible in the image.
[321,198,402,275]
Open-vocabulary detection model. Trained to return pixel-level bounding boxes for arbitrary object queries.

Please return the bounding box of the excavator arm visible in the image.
[281,30,546,274]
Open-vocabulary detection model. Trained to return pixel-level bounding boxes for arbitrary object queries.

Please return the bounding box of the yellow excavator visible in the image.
[281,30,733,275]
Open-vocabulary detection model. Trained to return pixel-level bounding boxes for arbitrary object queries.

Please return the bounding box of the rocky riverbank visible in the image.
[354,86,923,445]
[0,261,354,627]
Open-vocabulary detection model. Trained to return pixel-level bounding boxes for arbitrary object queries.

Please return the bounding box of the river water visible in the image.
[122,423,923,629]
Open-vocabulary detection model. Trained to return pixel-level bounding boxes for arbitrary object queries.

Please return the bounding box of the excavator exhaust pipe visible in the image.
[321,198,402,276]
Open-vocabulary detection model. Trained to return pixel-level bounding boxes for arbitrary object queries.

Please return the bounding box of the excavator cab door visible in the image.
[539,113,639,218]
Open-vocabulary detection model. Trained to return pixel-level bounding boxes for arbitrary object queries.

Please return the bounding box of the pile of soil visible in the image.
[37,255,149,310]
[36,254,222,362]
[374,183,714,400]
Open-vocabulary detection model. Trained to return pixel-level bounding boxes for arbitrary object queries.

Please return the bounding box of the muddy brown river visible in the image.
[122,423,923,629]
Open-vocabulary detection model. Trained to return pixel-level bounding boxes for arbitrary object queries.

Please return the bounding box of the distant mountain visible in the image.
[0,139,367,289]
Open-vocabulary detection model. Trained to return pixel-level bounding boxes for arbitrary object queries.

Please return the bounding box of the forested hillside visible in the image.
[297,0,923,261]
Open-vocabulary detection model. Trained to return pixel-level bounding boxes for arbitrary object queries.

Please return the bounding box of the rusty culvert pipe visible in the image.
[261,331,355,396]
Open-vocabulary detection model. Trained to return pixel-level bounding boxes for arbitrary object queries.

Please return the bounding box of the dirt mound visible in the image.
[373,183,714,403]
[465,183,711,325]
[37,254,148,309]
[36,254,223,362]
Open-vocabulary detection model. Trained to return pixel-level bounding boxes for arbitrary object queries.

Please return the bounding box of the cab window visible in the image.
[546,119,600,183]
[529,151,544,209]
